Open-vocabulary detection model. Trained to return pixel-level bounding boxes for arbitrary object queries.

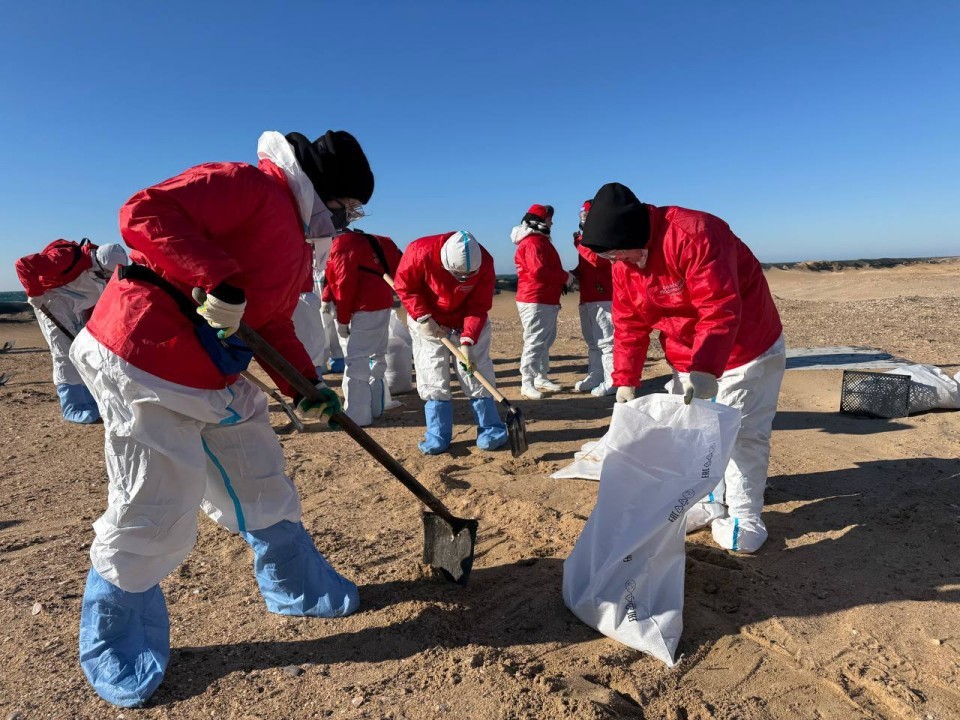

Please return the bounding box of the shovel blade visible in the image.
[506,407,528,457]
[422,512,478,585]
[0,340,14,354]
[0,372,10,387]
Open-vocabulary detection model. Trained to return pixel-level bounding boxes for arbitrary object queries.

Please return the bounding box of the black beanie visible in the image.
[285,130,374,204]
[580,182,651,251]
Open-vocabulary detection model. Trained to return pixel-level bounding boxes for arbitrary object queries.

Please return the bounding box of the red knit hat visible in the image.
[581,200,592,214]
[526,204,553,220]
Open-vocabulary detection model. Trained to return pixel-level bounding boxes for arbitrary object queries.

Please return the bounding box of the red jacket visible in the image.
[612,205,782,386]
[513,231,567,305]
[393,232,495,343]
[572,233,613,304]
[86,159,317,397]
[323,231,403,324]
[16,239,95,297]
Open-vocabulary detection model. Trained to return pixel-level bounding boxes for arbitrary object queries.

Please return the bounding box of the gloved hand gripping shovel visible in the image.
[193,288,478,585]
[439,337,528,458]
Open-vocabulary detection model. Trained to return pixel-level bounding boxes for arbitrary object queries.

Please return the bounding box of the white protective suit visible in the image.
[335,308,391,426]
[309,236,344,368]
[385,309,414,394]
[677,334,787,553]
[70,330,303,593]
[517,301,560,389]
[408,317,496,402]
[577,301,615,393]
[293,291,327,374]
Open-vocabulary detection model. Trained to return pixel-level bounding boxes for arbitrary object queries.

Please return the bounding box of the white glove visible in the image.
[682,371,719,404]
[616,386,636,403]
[320,301,336,315]
[458,341,476,374]
[337,322,350,339]
[416,315,446,339]
[196,285,246,339]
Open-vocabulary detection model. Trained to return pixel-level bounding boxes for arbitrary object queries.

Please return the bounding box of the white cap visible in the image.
[95,243,128,273]
[440,231,481,276]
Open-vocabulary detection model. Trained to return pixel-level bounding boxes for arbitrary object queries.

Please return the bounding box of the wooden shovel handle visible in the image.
[439,337,506,403]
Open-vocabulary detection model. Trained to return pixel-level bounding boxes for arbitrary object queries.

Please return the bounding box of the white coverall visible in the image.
[578,301,615,391]
[70,330,303,593]
[336,308,391,426]
[517,302,560,389]
[408,317,496,402]
[293,291,327,374]
[676,334,787,553]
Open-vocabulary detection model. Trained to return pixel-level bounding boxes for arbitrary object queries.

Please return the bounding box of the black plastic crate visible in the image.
[840,370,911,419]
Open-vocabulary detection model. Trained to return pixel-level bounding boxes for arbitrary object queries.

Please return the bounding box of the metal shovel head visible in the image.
[0,372,10,387]
[506,406,528,457]
[422,512,478,585]
[0,340,14,354]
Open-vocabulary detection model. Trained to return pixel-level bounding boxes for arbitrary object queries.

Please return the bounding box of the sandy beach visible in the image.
[1,260,958,720]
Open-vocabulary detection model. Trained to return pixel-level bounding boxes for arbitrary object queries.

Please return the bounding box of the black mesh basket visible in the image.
[840,370,911,419]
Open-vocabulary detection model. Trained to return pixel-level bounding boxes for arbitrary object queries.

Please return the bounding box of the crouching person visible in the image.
[68,128,373,707]
[15,238,127,422]
[393,231,508,455]
[582,183,785,554]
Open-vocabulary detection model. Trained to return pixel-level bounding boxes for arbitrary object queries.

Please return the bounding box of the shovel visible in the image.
[241,371,305,432]
[0,340,15,354]
[38,304,76,340]
[381,272,528,457]
[192,289,478,584]
[439,337,528,458]
[0,372,11,387]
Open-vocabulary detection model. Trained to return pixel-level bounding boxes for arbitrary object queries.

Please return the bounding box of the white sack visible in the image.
[385,309,414,395]
[562,394,741,666]
[885,364,960,414]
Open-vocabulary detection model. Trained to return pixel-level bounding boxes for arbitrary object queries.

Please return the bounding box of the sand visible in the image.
[1,261,959,720]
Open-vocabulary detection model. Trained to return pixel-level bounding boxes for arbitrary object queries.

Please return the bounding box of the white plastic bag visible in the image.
[885,364,960,414]
[551,439,608,481]
[562,394,741,666]
[386,310,414,395]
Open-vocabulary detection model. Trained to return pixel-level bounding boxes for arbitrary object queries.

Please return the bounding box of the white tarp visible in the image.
[885,364,960,414]
[786,346,911,371]
[562,394,741,666]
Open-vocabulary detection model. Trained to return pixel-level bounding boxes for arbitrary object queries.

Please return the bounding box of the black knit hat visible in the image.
[580,183,650,251]
[285,130,374,204]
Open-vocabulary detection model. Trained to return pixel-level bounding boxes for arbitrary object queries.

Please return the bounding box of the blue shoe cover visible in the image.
[242,520,359,617]
[471,397,508,450]
[328,358,345,374]
[57,383,100,423]
[79,568,169,708]
[418,400,453,455]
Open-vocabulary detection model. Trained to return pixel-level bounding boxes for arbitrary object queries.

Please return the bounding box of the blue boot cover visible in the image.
[328,358,345,374]
[79,568,169,708]
[471,397,509,450]
[418,400,453,455]
[241,520,359,617]
[57,383,100,423]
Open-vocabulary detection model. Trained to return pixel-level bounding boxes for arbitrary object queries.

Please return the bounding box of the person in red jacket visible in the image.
[570,200,615,396]
[581,182,786,555]
[512,204,575,399]
[67,129,373,708]
[323,229,403,426]
[393,231,508,454]
[15,238,127,422]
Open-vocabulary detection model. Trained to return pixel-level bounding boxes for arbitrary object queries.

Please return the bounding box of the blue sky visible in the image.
[2,1,958,290]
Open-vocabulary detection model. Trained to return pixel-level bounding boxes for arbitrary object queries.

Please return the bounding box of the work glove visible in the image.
[616,386,637,403]
[682,371,719,405]
[320,301,336,315]
[296,382,343,427]
[565,271,579,291]
[196,283,246,339]
[416,315,446,339]
[337,321,350,339]
[458,340,476,375]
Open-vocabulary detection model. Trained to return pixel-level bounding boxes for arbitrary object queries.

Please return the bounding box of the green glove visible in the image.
[297,383,342,427]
